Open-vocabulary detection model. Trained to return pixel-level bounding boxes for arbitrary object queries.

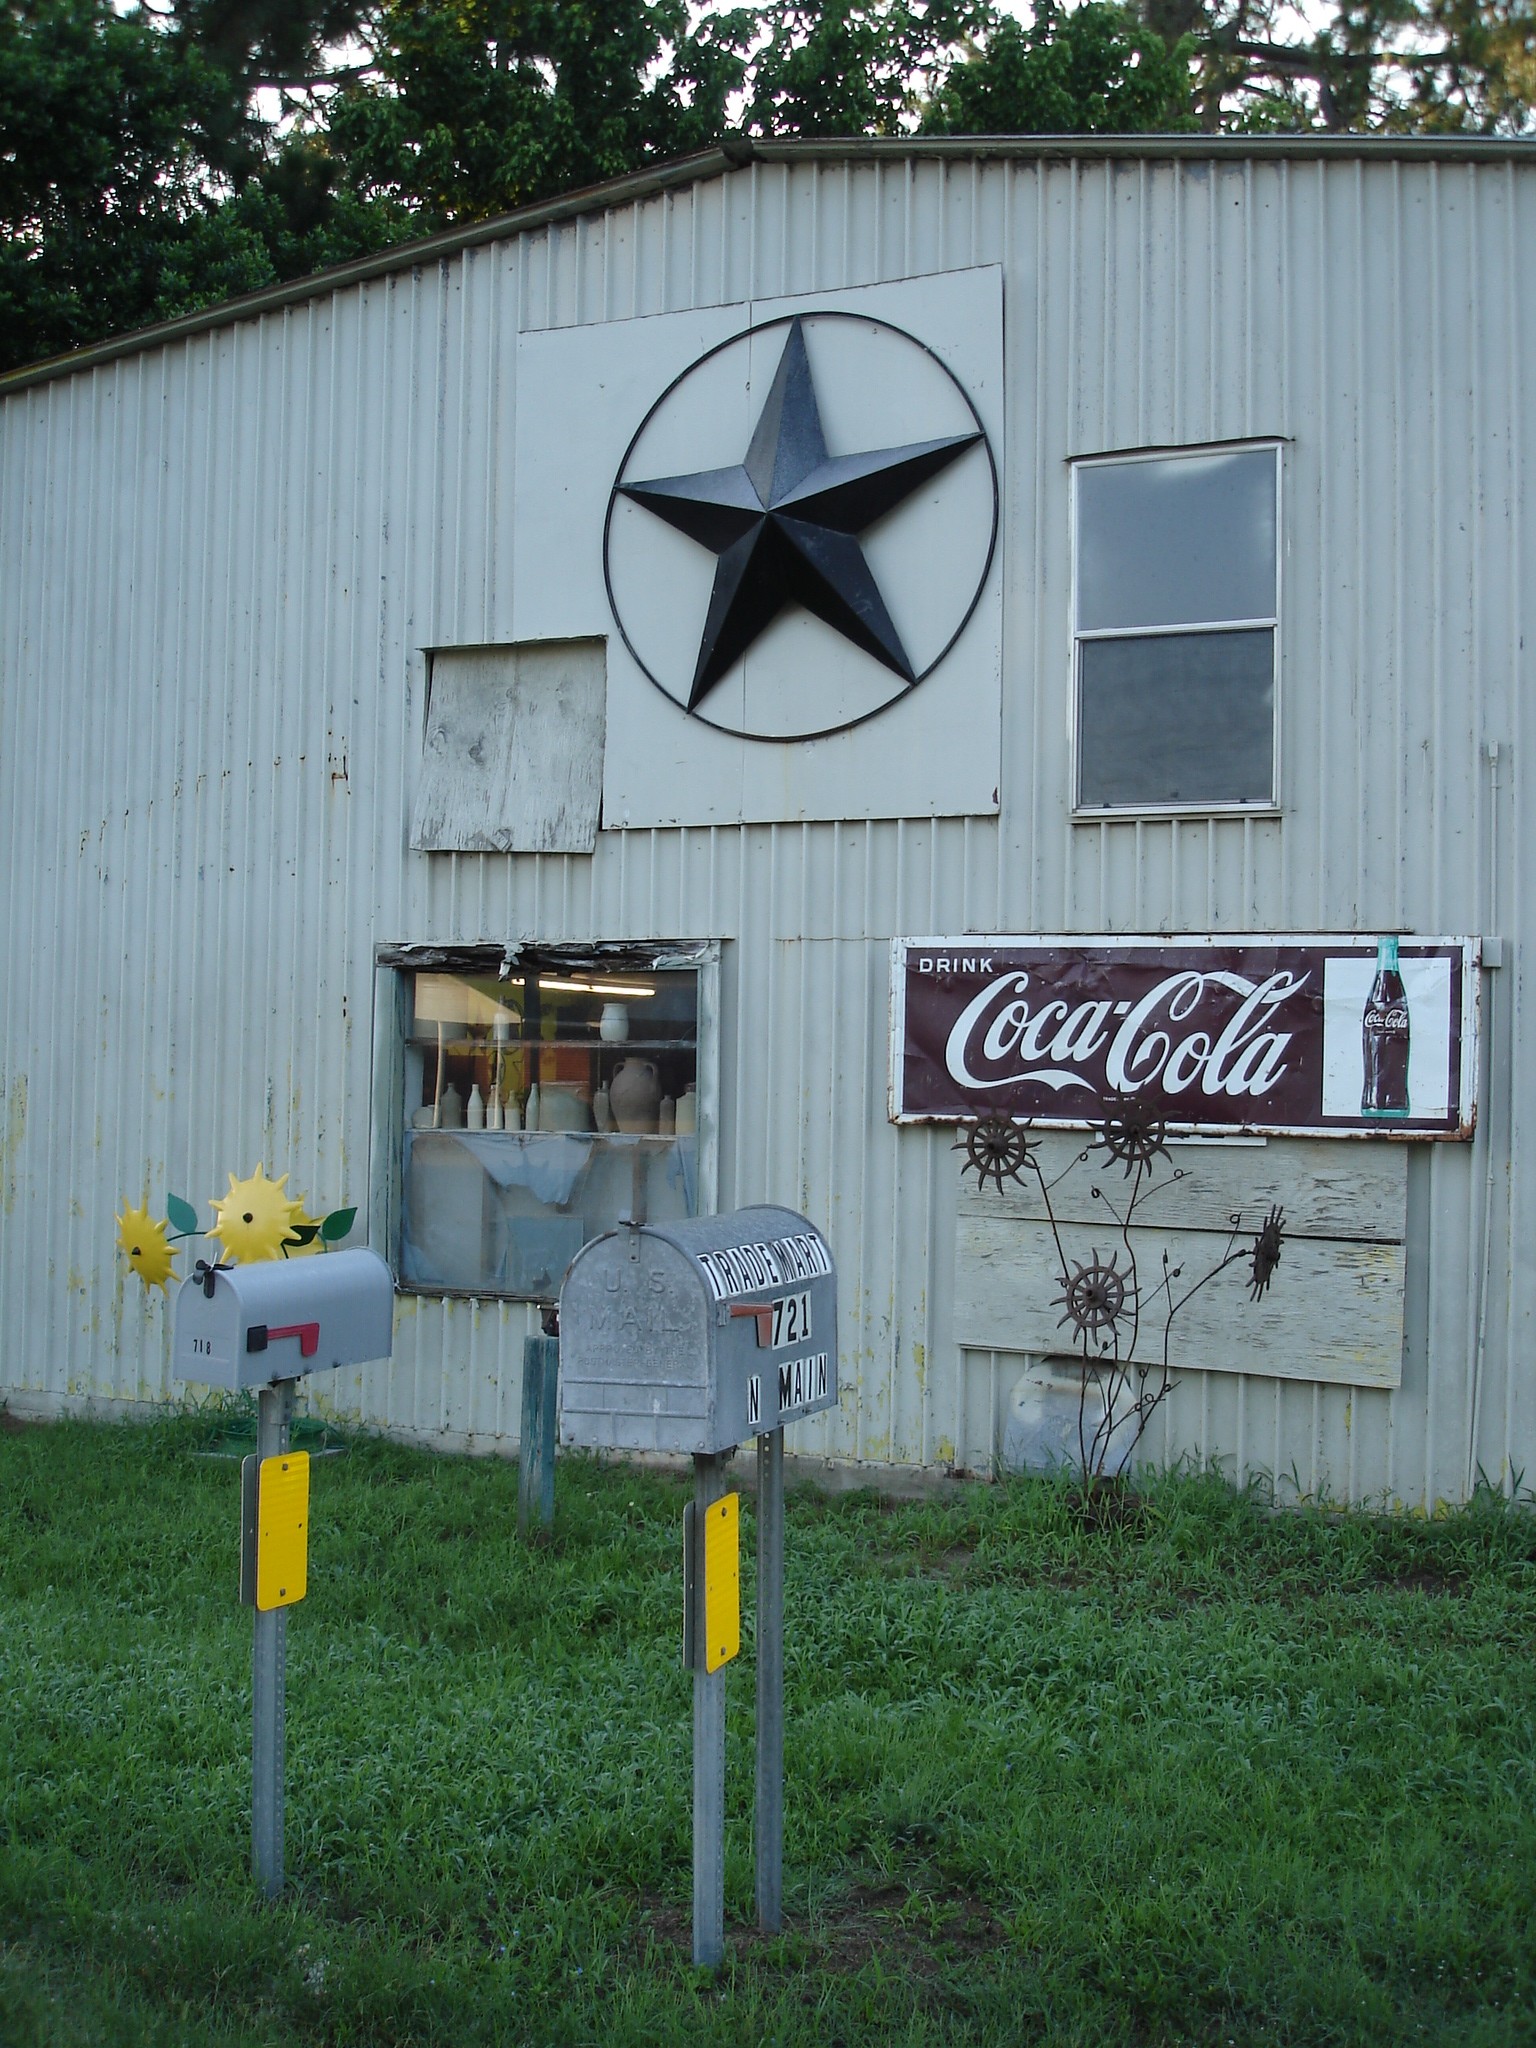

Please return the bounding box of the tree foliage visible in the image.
[738,0,982,133]
[2,0,1532,376]
[1148,0,1536,131]
[0,0,223,361]
[323,0,755,218]
[925,4,1196,133]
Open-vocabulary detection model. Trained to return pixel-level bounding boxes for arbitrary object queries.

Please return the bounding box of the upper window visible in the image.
[1073,443,1280,813]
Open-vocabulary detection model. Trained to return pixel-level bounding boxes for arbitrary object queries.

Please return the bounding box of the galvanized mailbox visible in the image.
[174,1247,395,1390]
[558,1206,837,1455]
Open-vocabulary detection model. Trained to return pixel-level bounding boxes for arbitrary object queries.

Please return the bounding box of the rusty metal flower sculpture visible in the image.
[954,1113,1037,1192]
[1248,1205,1286,1300]
[1053,1250,1135,1348]
[1091,1091,1172,1177]
[955,1085,1289,1495]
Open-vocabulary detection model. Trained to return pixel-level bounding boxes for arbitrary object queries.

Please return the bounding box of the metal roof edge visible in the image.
[752,132,1536,165]
[4,129,1532,396]
[0,145,736,398]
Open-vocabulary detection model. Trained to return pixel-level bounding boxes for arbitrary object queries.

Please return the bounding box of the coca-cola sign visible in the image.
[892,935,1480,1138]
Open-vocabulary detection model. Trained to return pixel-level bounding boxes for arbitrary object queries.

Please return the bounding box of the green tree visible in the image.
[1134,0,1536,131]
[322,0,754,223]
[738,0,984,134]
[0,0,227,363]
[923,2,1196,132]
[0,0,406,369]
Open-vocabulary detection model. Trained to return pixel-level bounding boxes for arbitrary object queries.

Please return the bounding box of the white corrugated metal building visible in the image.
[1,134,1531,1507]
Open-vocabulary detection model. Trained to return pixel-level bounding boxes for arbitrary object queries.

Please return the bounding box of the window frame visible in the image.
[1069,438,1284,819]
[370,940,720,1302]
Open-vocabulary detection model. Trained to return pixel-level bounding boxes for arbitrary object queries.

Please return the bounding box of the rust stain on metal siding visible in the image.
[0,1074,26,1214]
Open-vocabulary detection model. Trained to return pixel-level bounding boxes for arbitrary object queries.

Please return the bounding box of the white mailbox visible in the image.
[173,1248,395,1389]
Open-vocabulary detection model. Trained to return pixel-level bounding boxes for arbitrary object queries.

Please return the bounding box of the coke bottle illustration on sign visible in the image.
[1361,935,1411,1118]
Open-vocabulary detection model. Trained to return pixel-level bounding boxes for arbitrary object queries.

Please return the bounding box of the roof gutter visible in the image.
[753,132,1536,166]
[4,129,1532,396]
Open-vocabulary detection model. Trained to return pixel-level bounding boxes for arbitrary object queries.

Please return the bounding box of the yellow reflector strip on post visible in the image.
[702,1492,740,1673]
[256,1451,310,1611]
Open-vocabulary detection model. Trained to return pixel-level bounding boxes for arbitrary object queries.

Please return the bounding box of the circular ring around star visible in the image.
[603,312,999,744]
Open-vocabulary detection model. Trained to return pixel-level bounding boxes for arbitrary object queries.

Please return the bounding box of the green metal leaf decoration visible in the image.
[285,1223,321,1246]
[320,1207,357,1243]
[166,1194,201,1238]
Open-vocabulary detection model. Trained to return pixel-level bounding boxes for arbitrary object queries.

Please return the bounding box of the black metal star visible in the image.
[617,317,982,713]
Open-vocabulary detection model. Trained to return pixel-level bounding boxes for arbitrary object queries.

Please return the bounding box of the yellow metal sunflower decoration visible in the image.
[116,1170,356,1292]
[209,1164,305,1265]
[115,1201,178,1290]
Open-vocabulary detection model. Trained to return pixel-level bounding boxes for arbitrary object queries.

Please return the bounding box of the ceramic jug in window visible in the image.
[609,1057,660,1133]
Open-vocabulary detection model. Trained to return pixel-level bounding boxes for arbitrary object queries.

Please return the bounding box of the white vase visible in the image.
[438,1081,464,1129]
[466,1083,485,1131]
[609,1058,660,1133]
[675,1083,697,1136]
[658,1095,676,1137]
[524,1084,540,1133]
[593,1086,614,1133]
[599,1003,630,1043]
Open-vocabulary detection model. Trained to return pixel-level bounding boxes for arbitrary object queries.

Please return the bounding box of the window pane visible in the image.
[1077,630,1274,809]
[1077,449,1277,631]
[399,966,700,1296]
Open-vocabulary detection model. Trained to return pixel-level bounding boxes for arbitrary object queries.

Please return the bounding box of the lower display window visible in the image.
[381,945,714,1299]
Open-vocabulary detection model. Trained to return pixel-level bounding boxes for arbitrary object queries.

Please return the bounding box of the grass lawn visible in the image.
[1,1412,1533,2047]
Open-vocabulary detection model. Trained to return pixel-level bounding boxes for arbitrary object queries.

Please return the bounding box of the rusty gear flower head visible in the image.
[1248,1205,1286,1300]
[1091,1091,1172,1178]
[1053,1248,1135,1350]
[954,1114,1038,1192]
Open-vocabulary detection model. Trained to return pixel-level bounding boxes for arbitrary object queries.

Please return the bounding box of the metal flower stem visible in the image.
[956,1094,1288,1489]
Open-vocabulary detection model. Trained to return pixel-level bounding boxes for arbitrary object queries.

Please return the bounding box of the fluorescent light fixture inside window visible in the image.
[536,977,655,998]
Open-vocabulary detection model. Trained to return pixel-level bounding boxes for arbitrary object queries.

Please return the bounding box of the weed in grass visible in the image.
[1,1418,1534,2045]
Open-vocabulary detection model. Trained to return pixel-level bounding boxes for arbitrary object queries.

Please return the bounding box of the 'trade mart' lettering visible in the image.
[776,1352,830,1416]
[697,1232,832,1302]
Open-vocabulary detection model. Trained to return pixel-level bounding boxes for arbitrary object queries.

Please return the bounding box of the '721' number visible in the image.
[770,1292,811,1348]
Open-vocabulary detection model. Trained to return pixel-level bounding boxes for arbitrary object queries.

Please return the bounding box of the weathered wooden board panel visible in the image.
[954,1213,1405,1388]
[957,1134,1407,1243]
[411,639,605,854]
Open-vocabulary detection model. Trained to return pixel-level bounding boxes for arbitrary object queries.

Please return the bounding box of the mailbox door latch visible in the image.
[246,1321,321,1358]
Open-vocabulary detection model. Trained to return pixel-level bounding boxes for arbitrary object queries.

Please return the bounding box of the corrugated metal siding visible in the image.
[2,153,1531,1504]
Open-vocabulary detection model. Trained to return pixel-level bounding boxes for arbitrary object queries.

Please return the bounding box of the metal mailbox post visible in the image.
[560,1207,837,1966]
[174,1247,395,1898]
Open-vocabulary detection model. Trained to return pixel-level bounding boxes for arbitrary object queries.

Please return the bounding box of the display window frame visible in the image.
[370,941,720,1302]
